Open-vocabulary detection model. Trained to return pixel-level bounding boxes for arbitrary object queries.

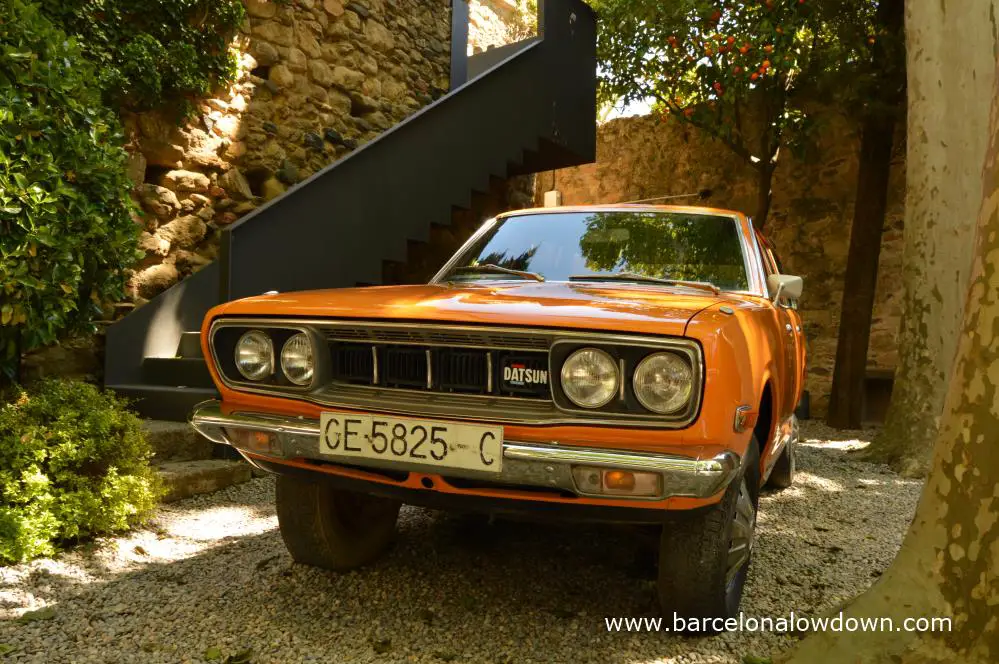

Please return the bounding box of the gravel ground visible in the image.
[1,422,923,664]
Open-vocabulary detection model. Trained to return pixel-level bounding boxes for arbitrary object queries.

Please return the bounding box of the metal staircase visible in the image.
[104,0,597,420]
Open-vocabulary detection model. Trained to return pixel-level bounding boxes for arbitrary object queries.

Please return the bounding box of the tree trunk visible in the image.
[825,0,905,429]
[864,0,999,476]
[781,52,999,663]
[825,114,899,428]
[753,162,774,229]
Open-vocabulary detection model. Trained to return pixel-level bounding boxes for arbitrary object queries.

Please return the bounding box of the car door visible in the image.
[756,233,802,416]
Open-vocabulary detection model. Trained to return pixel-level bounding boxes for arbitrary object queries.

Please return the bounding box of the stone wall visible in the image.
[536,111,906,417]
[122,0,452,307]
[467,0,536,53]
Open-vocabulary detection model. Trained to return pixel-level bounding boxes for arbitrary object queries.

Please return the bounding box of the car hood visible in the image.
[217,281,742,336]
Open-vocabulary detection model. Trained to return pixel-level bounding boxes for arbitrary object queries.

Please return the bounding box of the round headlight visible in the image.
[633,352,693,414]
[281,333,315,385]
[560,348,619,408]
[234,330,274,381]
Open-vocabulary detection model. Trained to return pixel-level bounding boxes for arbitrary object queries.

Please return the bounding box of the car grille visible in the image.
[328,334,551,400]
[437,349,490,393]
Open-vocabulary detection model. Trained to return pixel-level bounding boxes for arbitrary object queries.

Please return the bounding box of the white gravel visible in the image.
[0,422,922,664]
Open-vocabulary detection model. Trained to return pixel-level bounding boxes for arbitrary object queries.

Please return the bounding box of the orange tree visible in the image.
[593,0,877,227]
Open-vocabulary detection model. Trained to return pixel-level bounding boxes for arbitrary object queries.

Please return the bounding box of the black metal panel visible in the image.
[108,385,218,421]
[104,263,220,387]
[177,331,204,359]
[450,0,469,89]
[467,39,536,79]
[142,357,216,389]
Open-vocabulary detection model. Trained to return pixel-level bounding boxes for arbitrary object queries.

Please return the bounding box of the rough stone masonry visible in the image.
[123,0,453,307]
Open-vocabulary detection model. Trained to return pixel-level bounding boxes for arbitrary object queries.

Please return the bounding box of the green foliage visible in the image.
[0,380,160,564]
[593,0,888,219]
[36,0,246,115]
[0,0,141,382]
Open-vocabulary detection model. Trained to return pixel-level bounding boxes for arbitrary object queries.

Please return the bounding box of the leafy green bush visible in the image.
[0,380,160,564]
[37,0,246,115]
[0,0,140,382]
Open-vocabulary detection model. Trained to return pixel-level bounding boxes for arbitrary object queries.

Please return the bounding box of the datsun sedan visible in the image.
[190,205,805,623]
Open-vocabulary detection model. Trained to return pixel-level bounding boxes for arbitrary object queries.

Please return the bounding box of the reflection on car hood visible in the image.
[218,281,745,336]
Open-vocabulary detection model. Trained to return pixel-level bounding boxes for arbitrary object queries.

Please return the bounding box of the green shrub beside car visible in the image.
[0,380,160,564]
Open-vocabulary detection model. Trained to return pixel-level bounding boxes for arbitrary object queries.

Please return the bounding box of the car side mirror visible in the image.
[767,274,803,302]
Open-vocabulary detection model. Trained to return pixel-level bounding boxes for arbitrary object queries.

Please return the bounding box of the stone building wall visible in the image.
[535,111,906,417]
[122,0,452,306]
[467,0,536,53]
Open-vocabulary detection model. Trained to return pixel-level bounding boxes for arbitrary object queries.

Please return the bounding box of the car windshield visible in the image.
[443,210,750,291]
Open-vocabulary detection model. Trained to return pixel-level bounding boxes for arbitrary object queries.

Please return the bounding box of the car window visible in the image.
[447,211,752,291]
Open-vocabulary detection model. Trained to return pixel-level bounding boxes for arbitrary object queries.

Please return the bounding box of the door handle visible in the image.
[785,323,793,332]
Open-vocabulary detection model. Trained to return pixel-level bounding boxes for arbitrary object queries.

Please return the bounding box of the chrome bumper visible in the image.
[190,400,740,500]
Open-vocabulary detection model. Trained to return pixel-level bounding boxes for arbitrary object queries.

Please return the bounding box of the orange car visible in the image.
[190,204,805,623]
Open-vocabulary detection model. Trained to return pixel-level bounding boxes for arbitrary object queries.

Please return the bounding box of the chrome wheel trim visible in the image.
[726,477,756,587]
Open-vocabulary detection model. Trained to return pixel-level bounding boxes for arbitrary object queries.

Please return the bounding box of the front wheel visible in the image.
[276,476,401,571]
[657,440,760,633]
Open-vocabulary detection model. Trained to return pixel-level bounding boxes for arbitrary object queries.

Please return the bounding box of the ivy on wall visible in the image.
[36,0,246,115]
[0,0,142,383]
[0,0,248,384]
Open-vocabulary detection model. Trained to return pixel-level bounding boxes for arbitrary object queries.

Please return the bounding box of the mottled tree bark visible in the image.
[826,0,905,430]
[865,0,999,476]
[781,54,999,664]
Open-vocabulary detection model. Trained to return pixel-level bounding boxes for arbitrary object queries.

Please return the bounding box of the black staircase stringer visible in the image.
[104,0,596,420]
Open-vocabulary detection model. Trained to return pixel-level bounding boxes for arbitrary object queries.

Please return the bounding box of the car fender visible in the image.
[685,299,783,467]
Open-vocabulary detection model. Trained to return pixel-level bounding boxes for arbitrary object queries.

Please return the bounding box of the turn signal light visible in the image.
[571,466,662,498]
[224,428,280,456]
[604,470,636,491]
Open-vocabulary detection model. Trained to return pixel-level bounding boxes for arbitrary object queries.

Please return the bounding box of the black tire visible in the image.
[657,439,760,633]
[276,476,401,571]
[766,436,796,490]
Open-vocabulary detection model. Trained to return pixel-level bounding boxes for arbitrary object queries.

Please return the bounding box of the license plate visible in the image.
[318,413,503,473]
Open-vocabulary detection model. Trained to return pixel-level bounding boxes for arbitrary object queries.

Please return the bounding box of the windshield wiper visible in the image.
[449,264,545,282]
[568,272,720,294]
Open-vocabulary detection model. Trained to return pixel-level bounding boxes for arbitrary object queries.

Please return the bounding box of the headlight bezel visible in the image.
[212,323,325,390]
[234,329,274,381]
[632,351,695,414]
[559,347,621,409]
[280,332,315,386]
[551,338,703,425]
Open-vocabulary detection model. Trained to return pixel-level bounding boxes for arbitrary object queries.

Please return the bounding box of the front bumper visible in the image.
[190,400,741,503]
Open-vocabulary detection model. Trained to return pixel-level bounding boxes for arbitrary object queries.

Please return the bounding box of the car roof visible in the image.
[495,203,747,220]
